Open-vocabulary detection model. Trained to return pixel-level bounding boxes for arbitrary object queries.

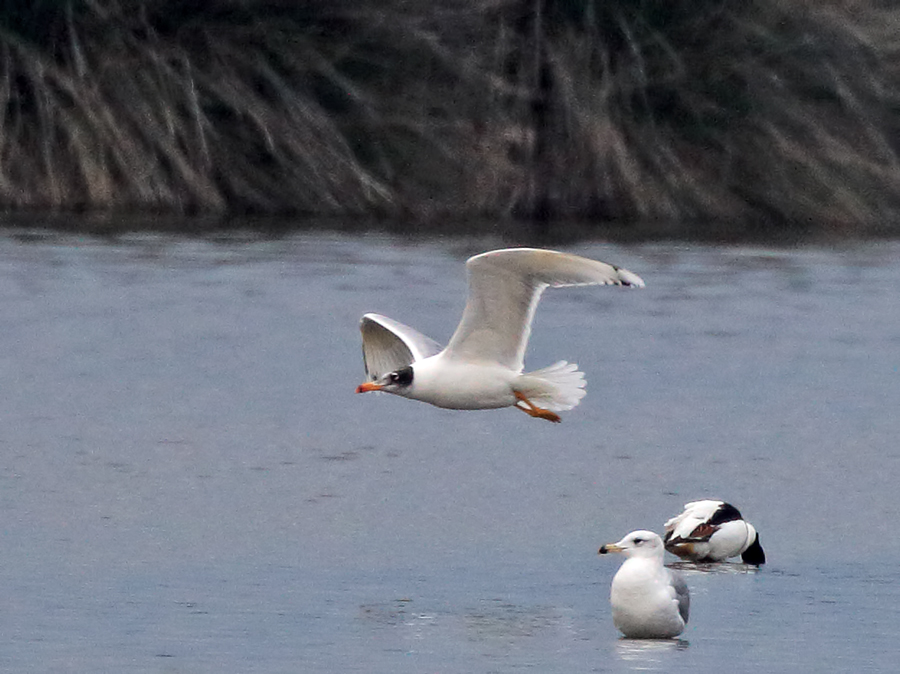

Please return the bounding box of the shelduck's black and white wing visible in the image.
[664,500,765,564]
[664,500,726,545]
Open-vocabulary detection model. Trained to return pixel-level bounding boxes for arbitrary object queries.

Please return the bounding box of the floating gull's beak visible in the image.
[356,382,383,394]
[599,543,623,555]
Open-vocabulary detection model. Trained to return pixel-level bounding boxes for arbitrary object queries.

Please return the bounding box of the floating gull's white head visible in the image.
[663,500,765,565]
[356,248,644,423]
[599,530,690,639]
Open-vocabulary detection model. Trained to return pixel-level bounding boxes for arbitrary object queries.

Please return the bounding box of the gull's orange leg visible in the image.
[513,391,562,423]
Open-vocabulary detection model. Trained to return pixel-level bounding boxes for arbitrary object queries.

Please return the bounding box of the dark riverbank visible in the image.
[2,1,900,237]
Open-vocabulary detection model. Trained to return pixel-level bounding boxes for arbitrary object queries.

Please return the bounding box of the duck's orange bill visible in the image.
[355,382,383,393]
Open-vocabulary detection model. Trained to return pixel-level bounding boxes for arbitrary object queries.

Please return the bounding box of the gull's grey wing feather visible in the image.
[443,248,644,371]
[669,569,690,624]
[360,313,443,380]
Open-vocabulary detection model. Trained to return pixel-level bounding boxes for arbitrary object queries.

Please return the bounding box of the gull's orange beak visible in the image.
[356,382,383,393]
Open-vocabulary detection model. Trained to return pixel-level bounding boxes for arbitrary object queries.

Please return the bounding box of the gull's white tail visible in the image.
[519,361,587,411]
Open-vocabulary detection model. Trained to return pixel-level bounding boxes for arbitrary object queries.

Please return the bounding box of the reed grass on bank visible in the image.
[2,0,900,235]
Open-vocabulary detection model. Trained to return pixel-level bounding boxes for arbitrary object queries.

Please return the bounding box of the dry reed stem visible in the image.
[0,0,899,233]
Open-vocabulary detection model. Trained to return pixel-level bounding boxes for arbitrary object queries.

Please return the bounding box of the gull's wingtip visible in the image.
[360,312,395,329]
[617,268,645,288]
[466,248,646,288]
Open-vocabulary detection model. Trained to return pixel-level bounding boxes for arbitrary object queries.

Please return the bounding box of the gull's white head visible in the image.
[355,365,415,396]
[599,530,665,560]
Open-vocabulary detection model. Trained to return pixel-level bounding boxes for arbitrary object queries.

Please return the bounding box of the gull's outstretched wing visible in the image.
[360,313,443,380]
[442,248,644,371]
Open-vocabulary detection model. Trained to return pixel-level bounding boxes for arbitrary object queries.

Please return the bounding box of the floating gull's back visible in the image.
[664,500,766,565]
[356,248,644,422]
[599,530,690,639]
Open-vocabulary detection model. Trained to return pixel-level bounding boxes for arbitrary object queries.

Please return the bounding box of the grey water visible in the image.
[1,229,898,673]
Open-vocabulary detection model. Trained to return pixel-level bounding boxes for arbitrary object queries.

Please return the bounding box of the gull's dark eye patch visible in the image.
[390,366,414,386]
[632,537,644,545]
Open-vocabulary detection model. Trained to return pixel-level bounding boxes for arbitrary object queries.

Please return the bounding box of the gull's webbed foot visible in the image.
[513,391,562,423]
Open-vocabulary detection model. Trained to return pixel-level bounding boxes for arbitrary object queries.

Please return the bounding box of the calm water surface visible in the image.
[1,230,898,672]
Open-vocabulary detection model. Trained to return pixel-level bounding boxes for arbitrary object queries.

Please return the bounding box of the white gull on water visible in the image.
[664,500,766,565]
[355,248,644,422]
[599,531,690,639]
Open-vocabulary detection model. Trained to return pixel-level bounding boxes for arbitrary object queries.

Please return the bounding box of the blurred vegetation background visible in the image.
[2,0,900,236]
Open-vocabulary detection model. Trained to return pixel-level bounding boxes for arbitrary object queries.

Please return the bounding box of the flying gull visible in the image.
[355,247,643,422]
